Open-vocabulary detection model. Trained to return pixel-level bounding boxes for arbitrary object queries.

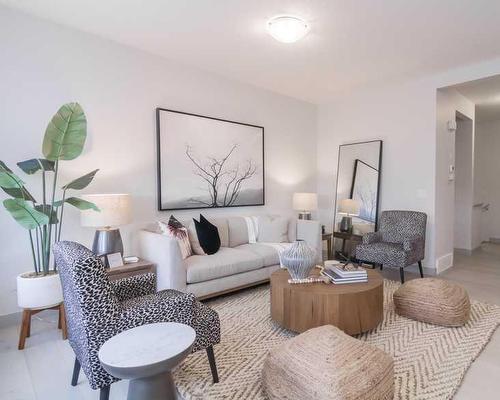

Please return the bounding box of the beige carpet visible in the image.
[174,280,500,399]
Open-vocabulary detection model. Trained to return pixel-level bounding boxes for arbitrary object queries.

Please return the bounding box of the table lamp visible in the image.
[293,192,318,220]
[338,198,360,232]
[81,194,132,256]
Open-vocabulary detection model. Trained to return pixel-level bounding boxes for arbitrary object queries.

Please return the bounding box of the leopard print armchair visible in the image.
[355,210,427,283]
[53,241,220,400]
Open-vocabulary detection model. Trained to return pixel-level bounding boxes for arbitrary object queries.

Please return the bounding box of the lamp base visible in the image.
[339,216,352,233]
[92,229,124,257]
[298,212,312,220]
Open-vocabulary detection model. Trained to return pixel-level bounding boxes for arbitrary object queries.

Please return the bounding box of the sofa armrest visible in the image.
[137,230,187,292]
[296,220,322,262]
[112,273,156,302]
[363,231,382,244]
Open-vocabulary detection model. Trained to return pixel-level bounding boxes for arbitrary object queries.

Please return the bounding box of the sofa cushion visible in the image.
[258,216,289,243]
[185,247,263,284]
[236,243,291,267]
[211,218,229,248]
[228,217,249,247]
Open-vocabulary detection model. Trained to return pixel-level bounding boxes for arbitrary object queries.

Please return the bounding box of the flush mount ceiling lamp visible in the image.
[267,15,309,43]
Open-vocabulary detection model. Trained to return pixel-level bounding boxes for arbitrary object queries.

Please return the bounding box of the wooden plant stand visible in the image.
[18,303,67,350]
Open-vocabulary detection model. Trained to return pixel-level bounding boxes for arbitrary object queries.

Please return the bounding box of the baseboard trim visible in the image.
[0,311,21,329]
[436,253,454,274]
[454,248,473,256]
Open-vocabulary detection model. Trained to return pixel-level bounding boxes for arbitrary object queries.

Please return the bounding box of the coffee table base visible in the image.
[128,371,179,400]
[271,269,384,335]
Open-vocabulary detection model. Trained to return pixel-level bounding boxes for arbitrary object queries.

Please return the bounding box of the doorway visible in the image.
[453,112,475,253]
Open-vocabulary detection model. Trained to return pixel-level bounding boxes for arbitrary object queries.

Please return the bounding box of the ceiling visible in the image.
[3,0,500,104]
[453,75,500,122]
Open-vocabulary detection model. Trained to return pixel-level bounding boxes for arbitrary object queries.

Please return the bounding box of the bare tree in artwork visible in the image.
[185,144,257,207]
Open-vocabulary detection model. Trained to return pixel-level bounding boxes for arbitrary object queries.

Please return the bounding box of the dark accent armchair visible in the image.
[53,241,220,400]
[355,210,427,283]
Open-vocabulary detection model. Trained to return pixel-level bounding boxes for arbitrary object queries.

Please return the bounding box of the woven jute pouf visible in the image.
[394,278,470,327]
[262,325,394,400]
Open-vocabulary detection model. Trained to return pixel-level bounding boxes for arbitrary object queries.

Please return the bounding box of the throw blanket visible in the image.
[244,216,259,243]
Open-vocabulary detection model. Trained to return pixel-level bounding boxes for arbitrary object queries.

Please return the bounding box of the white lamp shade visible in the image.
[293,192,318,211]
[338,198,360,216]
[80,194,132,228]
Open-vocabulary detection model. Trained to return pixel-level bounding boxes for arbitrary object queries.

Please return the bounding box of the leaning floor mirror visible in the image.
[333,140,382,241]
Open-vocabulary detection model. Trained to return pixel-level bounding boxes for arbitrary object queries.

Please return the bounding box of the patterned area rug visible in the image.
[174,280,500,399]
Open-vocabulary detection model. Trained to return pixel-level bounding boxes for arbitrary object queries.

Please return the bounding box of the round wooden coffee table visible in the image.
[270,268,383,335]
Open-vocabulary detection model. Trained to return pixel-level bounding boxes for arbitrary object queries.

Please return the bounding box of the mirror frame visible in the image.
[332,140,383,235]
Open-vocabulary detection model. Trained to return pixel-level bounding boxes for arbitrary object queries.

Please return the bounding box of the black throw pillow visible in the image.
[193,214,221,255]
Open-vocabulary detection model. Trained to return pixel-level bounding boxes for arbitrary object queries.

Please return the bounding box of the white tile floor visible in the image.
[2,244,500,399]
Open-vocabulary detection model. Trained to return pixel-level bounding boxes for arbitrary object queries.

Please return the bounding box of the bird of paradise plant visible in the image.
[0,102,99,275]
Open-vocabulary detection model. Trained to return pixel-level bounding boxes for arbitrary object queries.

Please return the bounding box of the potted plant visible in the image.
[0,102,99,309]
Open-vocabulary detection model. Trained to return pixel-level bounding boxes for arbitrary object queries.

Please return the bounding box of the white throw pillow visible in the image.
[257,216,289,243]
[157,217,192,259]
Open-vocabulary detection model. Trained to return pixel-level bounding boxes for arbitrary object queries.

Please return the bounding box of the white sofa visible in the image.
[138,217,321,299]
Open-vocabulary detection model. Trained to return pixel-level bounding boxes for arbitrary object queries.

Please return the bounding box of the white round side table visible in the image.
[99,322,196,400]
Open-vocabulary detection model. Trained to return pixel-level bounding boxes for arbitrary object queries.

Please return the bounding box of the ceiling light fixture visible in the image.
[267,15,309,43]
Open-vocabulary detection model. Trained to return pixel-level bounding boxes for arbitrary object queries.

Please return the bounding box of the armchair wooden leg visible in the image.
[71,357,81,386]
[418,261,424,278]
[380,264,383,271]
[99,385,110,400]
[206,346,219,383]
[400,267,405,284]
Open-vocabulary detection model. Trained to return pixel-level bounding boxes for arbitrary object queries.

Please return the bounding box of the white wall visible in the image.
[435,89,475,260]
[318,79,438,269]
[0,7,317,315]
[318,60,500,273]
[475,118,500,241]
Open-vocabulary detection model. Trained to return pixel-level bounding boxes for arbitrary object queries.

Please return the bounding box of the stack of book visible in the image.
[322,262,368,284]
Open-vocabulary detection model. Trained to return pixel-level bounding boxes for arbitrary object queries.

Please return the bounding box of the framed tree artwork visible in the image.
[156,108,265,210]
[350,159,379,223]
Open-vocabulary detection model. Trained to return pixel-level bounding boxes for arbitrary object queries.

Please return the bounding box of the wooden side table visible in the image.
[106,259,156,281]
[322,233,333,260]
[333,231,362,260]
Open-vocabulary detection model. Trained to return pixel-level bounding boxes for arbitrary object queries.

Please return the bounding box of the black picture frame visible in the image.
[156,108,265,211]
[332,140,383,233]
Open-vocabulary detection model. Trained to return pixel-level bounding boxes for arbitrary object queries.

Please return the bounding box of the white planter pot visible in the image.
[17,272,63,309]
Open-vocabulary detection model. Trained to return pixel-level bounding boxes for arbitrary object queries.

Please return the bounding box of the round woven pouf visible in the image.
[262,325,394,400]
[393,278,470,327]
[99,322,195,400]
